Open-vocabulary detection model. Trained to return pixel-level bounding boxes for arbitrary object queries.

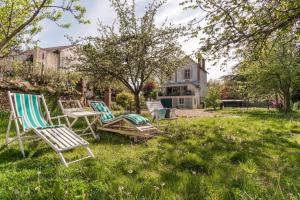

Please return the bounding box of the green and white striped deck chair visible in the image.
[6,92,94,167]
[89,101,158,141]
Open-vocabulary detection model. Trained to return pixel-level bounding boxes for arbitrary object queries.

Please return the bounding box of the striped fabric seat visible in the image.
[14,93,56,130]
[90,101,149,125]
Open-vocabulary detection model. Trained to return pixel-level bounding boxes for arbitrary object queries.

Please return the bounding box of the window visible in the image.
[179,98,184,105]
[184,69,191,79]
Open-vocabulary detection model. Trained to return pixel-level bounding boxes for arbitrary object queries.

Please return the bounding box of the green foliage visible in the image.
[143,80,157,100]
[116,91,134,110]
[0,109,300,199]
[0,0,88,57]
[182,0,300,61]
[111,102,124,111]
[293,101,300,110]
[236,34,300,112]
[75,0,186,113]
[205,85,221,110]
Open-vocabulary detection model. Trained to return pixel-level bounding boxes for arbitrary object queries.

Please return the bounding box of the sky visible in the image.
[36,0,233,80]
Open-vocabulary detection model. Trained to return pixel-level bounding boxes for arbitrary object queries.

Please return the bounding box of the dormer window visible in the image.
[184,69,191,79]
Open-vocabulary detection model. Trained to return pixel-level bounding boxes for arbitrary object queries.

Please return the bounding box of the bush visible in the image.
[111,102,124,111]
[205,87,221,110]
[293,101,300,110]
[116,91,134,110]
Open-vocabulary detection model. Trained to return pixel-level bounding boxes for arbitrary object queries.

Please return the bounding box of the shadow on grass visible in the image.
[224,109,300,121]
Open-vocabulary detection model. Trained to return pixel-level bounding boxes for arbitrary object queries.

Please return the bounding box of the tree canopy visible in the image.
[0,0,88,57]
[182,0,300,60]
[75,0,187,113]
[235,34,300,112]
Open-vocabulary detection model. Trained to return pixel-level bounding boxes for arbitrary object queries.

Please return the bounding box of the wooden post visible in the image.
[104,87,111,108]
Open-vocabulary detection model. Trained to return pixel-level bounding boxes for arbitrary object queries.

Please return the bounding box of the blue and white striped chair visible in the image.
[89,101,158,141]
[6,92,94,167]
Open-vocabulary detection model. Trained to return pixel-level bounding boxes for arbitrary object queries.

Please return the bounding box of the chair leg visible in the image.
[6,113,12,145]
[58,152,68,167]
[14,120,25,157]
[83,116,98,139]
[86,147,95,158]
[64,115,71,127]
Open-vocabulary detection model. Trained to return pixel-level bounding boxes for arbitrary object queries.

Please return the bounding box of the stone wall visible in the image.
[0,89,9,111]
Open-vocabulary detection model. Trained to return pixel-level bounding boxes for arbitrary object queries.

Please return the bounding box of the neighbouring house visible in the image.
[157,56,208,109]
[0,45,77,74]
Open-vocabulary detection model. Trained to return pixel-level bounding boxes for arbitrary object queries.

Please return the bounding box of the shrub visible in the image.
[205,87,221,110]
[116,91,134,110]
[143,80,157,99]
[293,101,300,110]
[111,102,124,111]
[149,90,157,100]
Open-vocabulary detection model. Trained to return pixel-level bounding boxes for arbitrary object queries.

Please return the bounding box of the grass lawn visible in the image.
[0,108,299,199]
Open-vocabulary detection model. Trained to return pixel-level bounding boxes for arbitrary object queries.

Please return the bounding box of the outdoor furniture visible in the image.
[89,101,158,142]
[58,100,101,140]
[6,92,94,167]
[146,100,178,127]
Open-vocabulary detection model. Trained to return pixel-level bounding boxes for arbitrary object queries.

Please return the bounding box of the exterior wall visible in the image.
[158,96,199,109]
[59,47,77,69]
[200,68,208,97]
[159,58,208,109]
[0,54,27,72]
[29,46,76,71]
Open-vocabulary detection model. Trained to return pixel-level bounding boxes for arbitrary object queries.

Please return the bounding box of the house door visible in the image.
[161,99,172,108]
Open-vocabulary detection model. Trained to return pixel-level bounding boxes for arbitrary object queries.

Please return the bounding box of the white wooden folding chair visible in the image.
[146,101,178,128]
[58,100,101,140]
[6,92,94,167]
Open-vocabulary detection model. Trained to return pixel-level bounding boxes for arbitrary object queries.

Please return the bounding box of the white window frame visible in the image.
[184,69,191,80]
[179,98,184,105]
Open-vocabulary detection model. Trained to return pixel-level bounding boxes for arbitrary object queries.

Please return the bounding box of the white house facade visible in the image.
[157,57,208,109]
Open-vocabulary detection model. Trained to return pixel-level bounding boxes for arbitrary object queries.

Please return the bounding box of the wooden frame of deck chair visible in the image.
[146,101,179,130]
[6,91,94,167]
[58,100,101,140]
[89,101,159,142]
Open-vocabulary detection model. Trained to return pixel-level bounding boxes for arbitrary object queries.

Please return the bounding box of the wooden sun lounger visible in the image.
[89,101,158,141]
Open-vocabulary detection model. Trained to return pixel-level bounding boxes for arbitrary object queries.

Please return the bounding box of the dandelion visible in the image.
[128,169,133,174]
[37,171,41,175]
[125,192,131,197]
[192,171,197,175]
[161,182,165,187]
[118,186,124,192]
[154,185,160,190]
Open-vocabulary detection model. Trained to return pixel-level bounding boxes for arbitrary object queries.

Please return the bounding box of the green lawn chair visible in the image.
[89,101,158,141]
[6,92,94,167]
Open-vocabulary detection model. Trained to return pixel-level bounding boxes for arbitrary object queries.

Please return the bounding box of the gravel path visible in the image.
[174,109,216,118]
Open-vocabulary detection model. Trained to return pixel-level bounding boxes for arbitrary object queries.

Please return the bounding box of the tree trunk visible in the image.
[134,92,141,114]
[283,92,291,113]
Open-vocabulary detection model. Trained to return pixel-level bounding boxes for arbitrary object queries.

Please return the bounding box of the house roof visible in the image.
[186,56,208,73]
[42,45,74,52]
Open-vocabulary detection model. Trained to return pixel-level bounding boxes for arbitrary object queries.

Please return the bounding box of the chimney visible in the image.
[202,58,205,70]
[196,53,202,81]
